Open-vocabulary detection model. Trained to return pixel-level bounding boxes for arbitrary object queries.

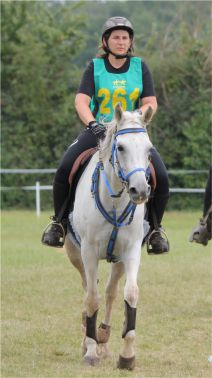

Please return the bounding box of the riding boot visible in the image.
[41,181,70,248]
[147,227,169,254]
[189,207,212,246]
[145,195,170,254]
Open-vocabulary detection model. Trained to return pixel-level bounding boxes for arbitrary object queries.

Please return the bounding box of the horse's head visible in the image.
[111,103,153,204]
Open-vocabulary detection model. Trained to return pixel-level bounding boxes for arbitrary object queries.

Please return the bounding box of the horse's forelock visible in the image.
[121,110,146,128]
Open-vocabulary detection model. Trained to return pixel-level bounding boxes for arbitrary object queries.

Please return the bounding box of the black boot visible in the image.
[189,207,212,246]
[42,217,67,248]
[145,192,170,254]
[41,180,70,248]
[147,228,170,255]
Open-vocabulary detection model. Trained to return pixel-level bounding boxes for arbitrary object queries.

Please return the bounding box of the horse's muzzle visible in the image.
[129,185,151,204]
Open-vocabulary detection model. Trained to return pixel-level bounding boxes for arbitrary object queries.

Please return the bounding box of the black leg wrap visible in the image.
[86,309,98,341]
[122,300,136,338]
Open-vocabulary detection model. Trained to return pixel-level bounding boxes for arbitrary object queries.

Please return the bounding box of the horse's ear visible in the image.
[143,106,153,125]
[114,103,123,122]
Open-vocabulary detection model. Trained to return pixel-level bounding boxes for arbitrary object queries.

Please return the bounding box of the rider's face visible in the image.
[106,30,132,55]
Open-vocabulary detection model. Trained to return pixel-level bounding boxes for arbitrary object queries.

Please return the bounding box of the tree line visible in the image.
[2,1,211,209]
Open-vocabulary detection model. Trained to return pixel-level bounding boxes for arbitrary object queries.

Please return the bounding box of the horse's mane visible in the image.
[100,110,147,162]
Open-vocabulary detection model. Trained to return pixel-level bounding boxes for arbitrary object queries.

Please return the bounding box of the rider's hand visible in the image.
[88,121,106,140]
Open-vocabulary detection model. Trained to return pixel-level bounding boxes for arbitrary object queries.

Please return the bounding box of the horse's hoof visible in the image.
[83,354,100,366]
[81,335,87,357]
[81,343,87,357]
[117,355,135,370]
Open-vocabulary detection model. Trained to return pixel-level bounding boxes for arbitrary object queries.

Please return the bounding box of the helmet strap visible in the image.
[108,49,131,59]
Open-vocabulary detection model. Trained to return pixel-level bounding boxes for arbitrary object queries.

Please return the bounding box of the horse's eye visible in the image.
[117,145,124,152]
[148,153,152,161]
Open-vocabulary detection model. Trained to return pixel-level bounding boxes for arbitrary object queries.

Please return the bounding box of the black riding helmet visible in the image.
[102,16,134,39]
[101,16,134,59]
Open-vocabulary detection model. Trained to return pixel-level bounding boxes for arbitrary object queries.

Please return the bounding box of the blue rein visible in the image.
[91,127,148,263]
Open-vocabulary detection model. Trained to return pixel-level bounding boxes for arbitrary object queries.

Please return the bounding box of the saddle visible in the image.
[68,148,157,196]
[68,147,98,188]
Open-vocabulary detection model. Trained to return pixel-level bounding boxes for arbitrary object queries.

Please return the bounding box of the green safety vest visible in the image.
[91,57,143,123]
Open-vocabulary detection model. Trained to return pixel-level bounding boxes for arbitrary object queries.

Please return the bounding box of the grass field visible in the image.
[1,210,212,378]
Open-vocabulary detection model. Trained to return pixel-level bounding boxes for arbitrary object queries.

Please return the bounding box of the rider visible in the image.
[42,16,170,254]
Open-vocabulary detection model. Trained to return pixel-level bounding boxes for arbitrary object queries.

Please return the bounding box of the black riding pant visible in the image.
[53,129,97,217]
[148,148,169,227]
[53,128,169,227]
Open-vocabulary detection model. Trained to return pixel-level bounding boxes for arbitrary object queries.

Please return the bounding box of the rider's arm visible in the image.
[140,62,158,116]
[75,61,95,126]
[140,96,158,116]
[75,93,95,126]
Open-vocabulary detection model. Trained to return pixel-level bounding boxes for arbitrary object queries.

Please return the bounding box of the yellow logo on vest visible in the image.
[113,79,126,88]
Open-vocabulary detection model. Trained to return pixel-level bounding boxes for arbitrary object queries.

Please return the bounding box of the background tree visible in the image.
[1,1,211,209]
[136,2,211,208]
[2,1,86,207]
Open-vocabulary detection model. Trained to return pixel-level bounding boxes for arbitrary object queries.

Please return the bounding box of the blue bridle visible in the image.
[91,127,149,263]
[111,128,148,183]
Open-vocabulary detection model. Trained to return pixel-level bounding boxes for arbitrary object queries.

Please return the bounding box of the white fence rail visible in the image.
[1,169,207,216]
[0,168,208,174]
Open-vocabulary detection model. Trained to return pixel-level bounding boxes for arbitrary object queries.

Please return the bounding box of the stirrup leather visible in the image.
[41,220,66,248]
[147,228,170,254]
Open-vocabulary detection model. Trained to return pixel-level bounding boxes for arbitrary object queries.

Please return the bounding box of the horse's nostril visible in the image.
[129,187,137,195]
[129,187,149,202]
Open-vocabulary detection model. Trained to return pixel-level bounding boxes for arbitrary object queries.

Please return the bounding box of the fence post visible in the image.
[36,181,41,216]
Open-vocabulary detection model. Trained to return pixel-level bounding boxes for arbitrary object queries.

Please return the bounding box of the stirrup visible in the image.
[147,228,170,254]
[41,219,66,248]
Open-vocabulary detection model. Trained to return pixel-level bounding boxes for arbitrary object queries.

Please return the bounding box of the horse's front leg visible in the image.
[81,247,100,366]
[65,237,87,290]
[64,237,87,346]
[97,261,124,358]
[118,248,141,371]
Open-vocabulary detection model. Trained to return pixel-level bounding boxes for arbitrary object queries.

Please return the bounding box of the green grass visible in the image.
[1,210,212,378]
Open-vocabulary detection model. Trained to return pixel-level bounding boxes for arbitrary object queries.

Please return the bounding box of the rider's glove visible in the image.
[88,121,106,140]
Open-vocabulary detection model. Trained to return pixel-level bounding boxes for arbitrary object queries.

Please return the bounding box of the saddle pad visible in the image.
[149,162,156,190]
[67,148,97,213]
[68,147,97,186]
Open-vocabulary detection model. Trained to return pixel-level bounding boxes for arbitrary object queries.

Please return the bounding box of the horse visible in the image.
[65,103,153,370]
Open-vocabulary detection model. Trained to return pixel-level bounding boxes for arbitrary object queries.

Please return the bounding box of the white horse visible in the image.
[65,103,153,370]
